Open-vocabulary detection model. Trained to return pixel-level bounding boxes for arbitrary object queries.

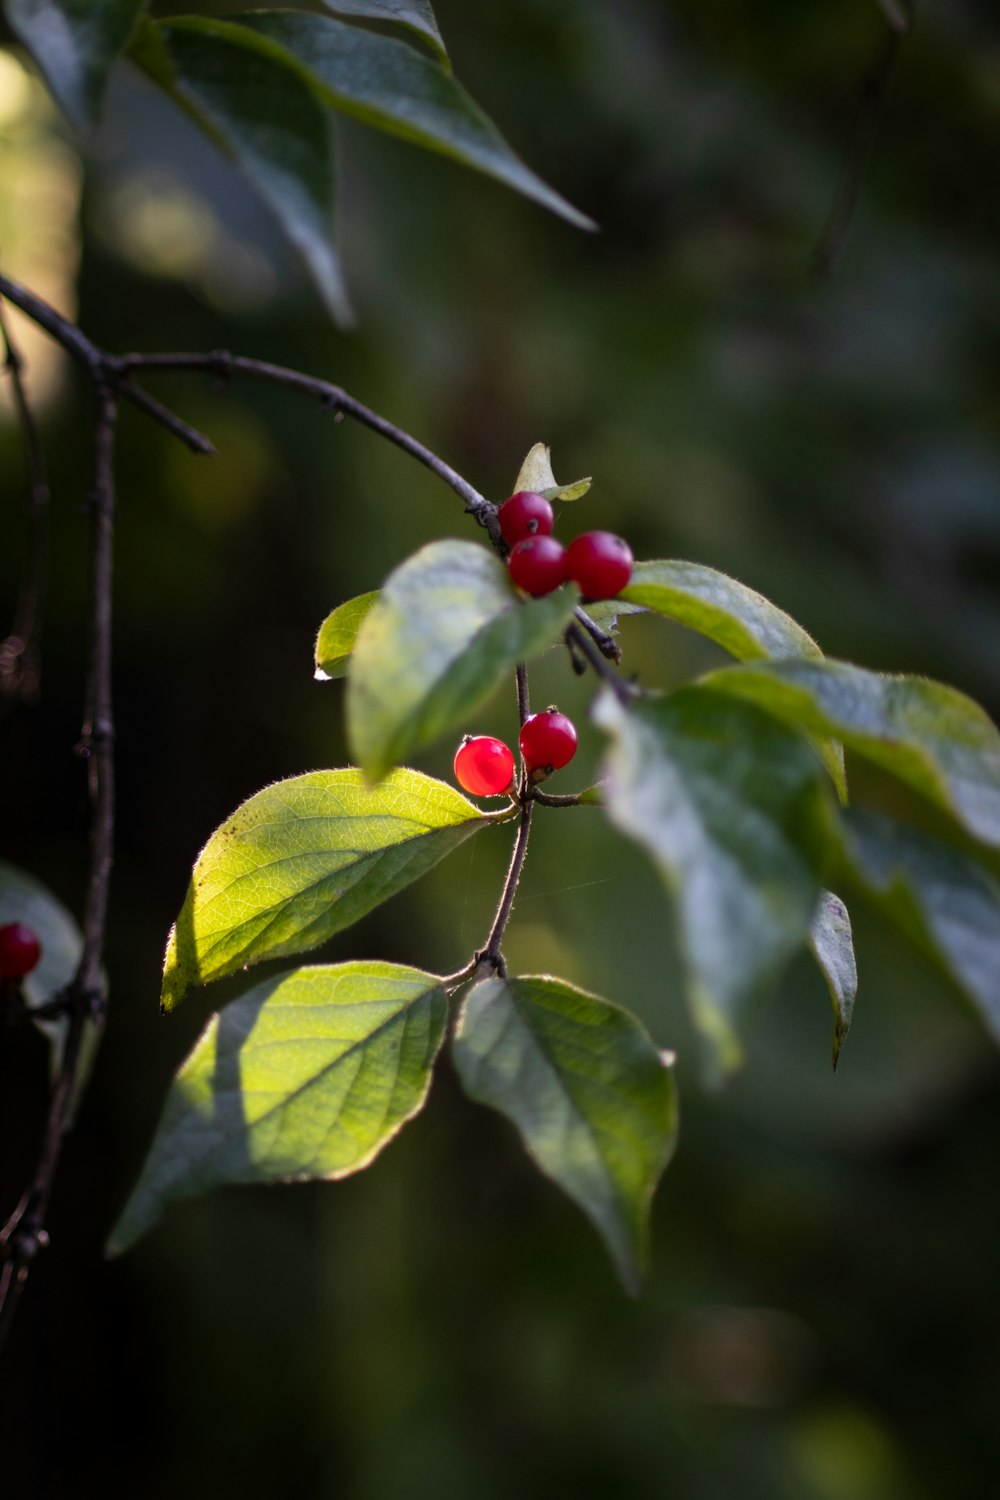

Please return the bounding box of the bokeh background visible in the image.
[3,2,1000,1495]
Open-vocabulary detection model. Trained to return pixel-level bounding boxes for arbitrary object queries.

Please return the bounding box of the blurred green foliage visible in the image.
[2,2,1000,1496]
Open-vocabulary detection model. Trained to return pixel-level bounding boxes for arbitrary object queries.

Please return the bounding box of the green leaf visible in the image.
[347,540,576,782]
[705,659,1000,848]
[594,687,832,1079]
[317,0,448,65]
[5,0,147,127]
[139,18,350,322]
[581,598,647,635]
[110,961,446,1254]
[839,809,1000,1046]
[452,974,677,1293]
[619,561,847,800]
[809,890,858,1070]
[620,560,823,663]
[0,860,100,1118]
[315,590,379,680]
[162,768,489,1010]
[512,441,592,502]
[230,13,593,231]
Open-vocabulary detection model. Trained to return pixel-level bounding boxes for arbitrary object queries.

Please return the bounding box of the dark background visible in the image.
[2,2,1000,1495]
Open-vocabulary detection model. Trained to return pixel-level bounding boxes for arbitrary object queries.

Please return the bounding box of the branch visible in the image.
[112,349,499,541]
[0,303,50,703]
[0,273,214,455]
[478,797,534,976]
[0,391,118,1356]
[565,622,635,706]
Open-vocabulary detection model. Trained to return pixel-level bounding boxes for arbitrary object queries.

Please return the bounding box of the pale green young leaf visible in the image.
[6,0,147,127]
[840,809,1000,1045]
[512,441,591,502]
[230,12,594,230]
[161,768,488,1010]
[315,590,379,680]
[452,974,677,1293]
[139,18,350,322]
[594,687,832,1079]
[347,540,576,782]
[111,962,447,1254]
[705,659,1000,848]
[317,1,448,64]
[809,890,858,1069]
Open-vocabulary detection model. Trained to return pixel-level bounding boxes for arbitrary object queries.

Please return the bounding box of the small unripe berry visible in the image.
[507,535,567,597]
[565,531,634,600]
[498,490,555,547]
[519,709,578,774]
[0,922,42,980]
[454,735,516,797]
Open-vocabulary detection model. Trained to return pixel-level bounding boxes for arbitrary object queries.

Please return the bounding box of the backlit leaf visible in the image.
[232,11,593,230]
[705,659,1000,848]
[110,961,446,1253]
[809,890,858,1069]
[6,0,147,126]
[347,540,576,782]
[839,809,1000,1045]
[594,687,832,1079]
[139,18,350,322]
[512,441,591,501]
[315,590,379,680]
[453,973,677,1293]
[161,768,490,1010]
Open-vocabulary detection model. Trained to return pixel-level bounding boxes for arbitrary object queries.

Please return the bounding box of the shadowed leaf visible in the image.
[6,0,147,126]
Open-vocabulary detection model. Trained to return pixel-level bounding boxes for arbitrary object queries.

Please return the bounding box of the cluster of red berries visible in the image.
[454,710,578,797]
[500,490,633,601]
[0,922,42,981]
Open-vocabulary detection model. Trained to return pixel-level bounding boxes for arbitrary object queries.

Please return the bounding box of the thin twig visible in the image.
[0,302,50,702]
[532,788,594,808]
[566,622,634,706]
[0,391,117,1356]
[113,349,498,539]
[479,798,534,975]
[812,2,913,276]
[0,272,214,456]
[574,605,621,663]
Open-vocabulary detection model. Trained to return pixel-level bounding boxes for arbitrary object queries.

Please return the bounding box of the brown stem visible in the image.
[479,797,534,975]
[0,303,50,702]
[0,391,117,1357]
[565,622,634,706]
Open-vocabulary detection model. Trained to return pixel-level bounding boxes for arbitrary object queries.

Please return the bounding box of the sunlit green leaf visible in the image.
[111,961,447,1254]
[452,973,677,1293]
[0,860,100,1118]
[594,687,832,1079]
[809,890,858,1070]
[621,560,823,662]
[315,591,379,680]
[839,809,1000,1045]
[6,0,147,127]
[231,12,593,230]
[317,0,448,65]
[139,18,350,322]
[162,768,490,1010]
[347,540,576,782]
[512,441,591,502]
[705,659,1000,848]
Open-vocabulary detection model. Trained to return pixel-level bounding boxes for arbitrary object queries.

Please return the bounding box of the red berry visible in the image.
[565,531,634,599]
[519,709,578,774]
[0,922,42,980]
[498,490,555,546]
[454,735,516,797]
[507,535,567,597]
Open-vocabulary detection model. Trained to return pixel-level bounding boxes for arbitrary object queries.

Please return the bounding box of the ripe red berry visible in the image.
[0,922,42,980]
[498,490,555,547]
[565,530,634,600]
[454,735,516,797]
[519,709,578,774]
[507,535,567,597]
